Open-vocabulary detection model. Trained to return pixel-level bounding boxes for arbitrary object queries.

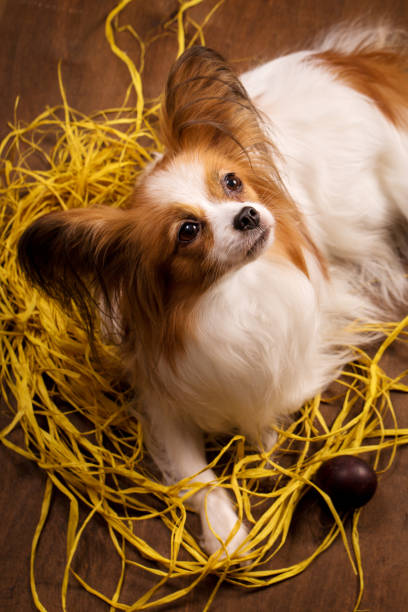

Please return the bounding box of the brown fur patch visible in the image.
[310,48,408,127]
[161,46,270,162]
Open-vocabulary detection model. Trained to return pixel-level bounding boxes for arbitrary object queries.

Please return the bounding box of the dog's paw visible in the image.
[199,488,249,558]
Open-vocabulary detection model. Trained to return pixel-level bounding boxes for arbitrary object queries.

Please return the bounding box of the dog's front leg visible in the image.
[143,405,248,557]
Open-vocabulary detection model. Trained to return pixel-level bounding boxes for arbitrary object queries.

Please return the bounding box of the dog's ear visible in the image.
[161,46,267,158]
[17,207,149,335]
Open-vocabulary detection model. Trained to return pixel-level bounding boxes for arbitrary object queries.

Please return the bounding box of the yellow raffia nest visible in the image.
[1,1,408,610]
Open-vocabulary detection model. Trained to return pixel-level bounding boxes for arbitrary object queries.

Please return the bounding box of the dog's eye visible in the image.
[223,172,242,193]
[178,221,200,243]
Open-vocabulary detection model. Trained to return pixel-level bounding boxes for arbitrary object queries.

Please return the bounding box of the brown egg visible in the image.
[315,455,377,510]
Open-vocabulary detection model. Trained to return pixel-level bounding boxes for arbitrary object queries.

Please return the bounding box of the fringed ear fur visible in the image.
[17,205,176,363]
[161,46,268,159]
[17,207,139,335]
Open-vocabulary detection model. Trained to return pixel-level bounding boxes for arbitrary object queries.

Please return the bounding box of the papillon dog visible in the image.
[18,24,408,558]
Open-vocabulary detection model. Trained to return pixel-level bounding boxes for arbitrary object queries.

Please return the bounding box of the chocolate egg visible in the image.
[315,455,377,510]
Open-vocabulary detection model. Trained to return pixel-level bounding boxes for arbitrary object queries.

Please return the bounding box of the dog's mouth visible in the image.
[246,227,271,258]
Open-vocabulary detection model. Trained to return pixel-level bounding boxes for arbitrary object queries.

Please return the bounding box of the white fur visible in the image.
[135,28,408,559]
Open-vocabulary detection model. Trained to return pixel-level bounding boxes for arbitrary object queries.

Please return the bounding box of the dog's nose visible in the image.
[233,206,260,231]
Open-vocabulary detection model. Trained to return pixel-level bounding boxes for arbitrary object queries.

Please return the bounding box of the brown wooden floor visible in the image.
[2,1,408,610]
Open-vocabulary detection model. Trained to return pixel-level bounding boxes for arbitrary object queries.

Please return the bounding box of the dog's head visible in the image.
[18,47,318,367]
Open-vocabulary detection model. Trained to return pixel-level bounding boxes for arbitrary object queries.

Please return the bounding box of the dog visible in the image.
[18,24,408,558]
